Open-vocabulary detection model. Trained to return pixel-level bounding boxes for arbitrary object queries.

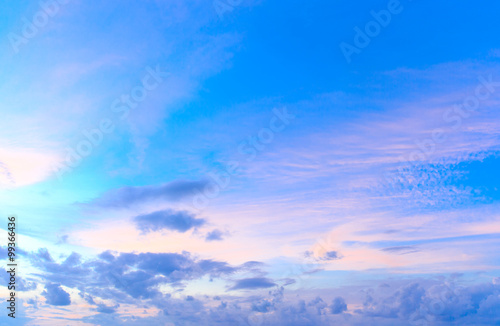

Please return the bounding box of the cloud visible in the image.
[92,252,238,299]
[16,258,500,326]
[30,248,256,301]
[205,229,224,241]
[83,180,209,209]
[357,282,433,320]
[381,246,420,254]
[134,209,205,233]
[308,296,328,314]
[37,248,55,262]
[230,277,276,291]
[0,149,61,188]
[42,283,71,306]
[323,251,341,261]
[95,303,119,314]
[330,297,347,314]
[305,250,342,261]
[56,234,69,244]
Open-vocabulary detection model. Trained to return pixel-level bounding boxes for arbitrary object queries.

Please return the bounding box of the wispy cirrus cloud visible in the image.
[0,148,61,188]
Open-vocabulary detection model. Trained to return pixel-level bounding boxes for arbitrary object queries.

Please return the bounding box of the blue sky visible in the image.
[1,0,500,325]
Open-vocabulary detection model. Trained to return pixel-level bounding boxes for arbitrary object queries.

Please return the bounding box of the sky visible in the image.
[0,0,499,325]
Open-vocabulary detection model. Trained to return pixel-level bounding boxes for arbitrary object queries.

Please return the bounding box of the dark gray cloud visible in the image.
[83,179,209,209]
[230,277,276,291]
[134,209,205,233]
[205,229,224,241]
[42,283,71,306]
